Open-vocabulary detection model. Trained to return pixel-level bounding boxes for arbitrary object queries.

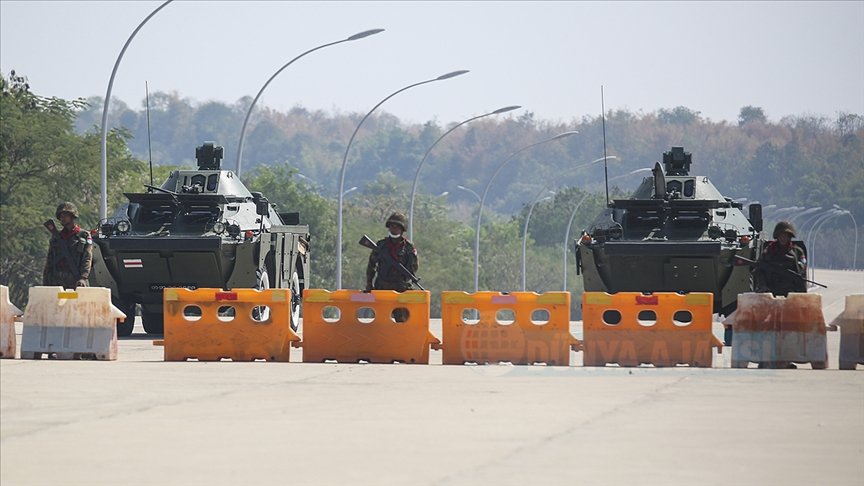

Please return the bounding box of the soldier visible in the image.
[43,202,93,289]
[754,221,808,296]
[365,212,419,293]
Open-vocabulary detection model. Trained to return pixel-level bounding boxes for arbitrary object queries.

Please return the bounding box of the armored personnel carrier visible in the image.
[575,146,763,316]
[90,142,310,336]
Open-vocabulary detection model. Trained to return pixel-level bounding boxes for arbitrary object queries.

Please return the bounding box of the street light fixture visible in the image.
[408,105,521,241]
[472,131,578,292]
[335,70,470,289]
[235,28,384,177]
[99,0,173,220]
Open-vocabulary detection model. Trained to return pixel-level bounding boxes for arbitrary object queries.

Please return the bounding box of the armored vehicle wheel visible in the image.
[289,270,301,332]
[811,361,827,370]
[115,300,136,337]
[142,311,164,335]
[839,361,856,370]
[252,267,271,321]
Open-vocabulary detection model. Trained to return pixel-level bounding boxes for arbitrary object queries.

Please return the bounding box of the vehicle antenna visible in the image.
[601,85,610,207]
[145,81,154,190]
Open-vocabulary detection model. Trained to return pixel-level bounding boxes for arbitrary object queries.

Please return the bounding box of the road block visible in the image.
[440,291,579,365]
[163,288,300,361]
[731,293,828,369]
[1,285,22,359]
[301,289,438,363]
[828,294,863,370]
[582,292,721,367]
[20,287,125,360]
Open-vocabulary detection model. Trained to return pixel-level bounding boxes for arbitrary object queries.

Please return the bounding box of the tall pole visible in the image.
[235,28,384,177]
[807,209,842,280]
[521,192,553,291]
[336,70,469,289]
[473,131,578,292]
[408,105,521,241]
[834,204,859,269]
[100,0,173,220]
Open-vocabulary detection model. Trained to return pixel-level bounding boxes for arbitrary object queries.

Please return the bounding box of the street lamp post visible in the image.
[99,0,173,220]
[472,131,578,292]
[807,209,843,280]
[235,28,384,177]
[336,70,470,289]
[834,204,859,269]
[521,191,553,291]
[562,166,648,290]
[408,105,521,241]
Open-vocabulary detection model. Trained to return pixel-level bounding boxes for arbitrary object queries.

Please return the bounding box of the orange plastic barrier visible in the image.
[301,289,438,364]
[1,285,22,359]
[20,286,125,360]
[829,294,863,370]
[582,292,721,367]
[731,293,827,369]
[440,291,579,365]
[163,288,300,361]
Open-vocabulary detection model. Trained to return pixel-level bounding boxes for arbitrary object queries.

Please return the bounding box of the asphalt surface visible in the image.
[1,269,862,486]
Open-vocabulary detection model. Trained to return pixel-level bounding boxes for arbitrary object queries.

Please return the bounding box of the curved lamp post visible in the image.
[472,131,578,292]
[807,209,843,281]
[520,191,553,291]
[833,204,858,269]
[235,28,384,177]
[335,69,470,289]
[100,0,173,220]
[561,165,648,290]
[408,105,521,241]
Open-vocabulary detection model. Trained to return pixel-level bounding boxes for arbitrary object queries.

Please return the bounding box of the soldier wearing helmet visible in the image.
[43,202,93,289]
[754,221,807,296]
[365,212,419,294]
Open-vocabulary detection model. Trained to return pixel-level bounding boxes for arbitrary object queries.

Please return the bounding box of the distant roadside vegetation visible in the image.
[3,71,862,314]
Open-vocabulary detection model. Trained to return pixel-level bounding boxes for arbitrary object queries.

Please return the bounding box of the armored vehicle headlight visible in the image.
[708,226,723,239]
[101,223,114,235]
[212,221,226,234]
[228,223,242,238]
[116,220,131,234]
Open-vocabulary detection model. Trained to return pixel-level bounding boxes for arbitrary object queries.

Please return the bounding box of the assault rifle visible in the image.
[43,219,82,281]
[359,234,424,290]
[734,255,827,289]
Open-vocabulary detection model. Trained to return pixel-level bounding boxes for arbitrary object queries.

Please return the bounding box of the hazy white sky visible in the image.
[1,1,862,125]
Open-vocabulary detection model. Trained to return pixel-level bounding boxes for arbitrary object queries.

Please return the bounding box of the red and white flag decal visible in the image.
[123,258,143,269]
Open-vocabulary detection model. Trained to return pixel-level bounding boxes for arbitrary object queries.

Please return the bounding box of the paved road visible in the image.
[1,270,862,485]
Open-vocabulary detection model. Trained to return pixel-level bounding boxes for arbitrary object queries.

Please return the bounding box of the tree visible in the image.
[738,106,767,126]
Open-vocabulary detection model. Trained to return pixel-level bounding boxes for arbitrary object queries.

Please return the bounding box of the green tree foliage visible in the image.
[1,72,146,304]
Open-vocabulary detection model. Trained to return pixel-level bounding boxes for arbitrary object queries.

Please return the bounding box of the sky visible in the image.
[1,1,862,126]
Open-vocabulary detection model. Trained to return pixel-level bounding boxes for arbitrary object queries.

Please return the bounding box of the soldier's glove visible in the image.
[75,279,88,288]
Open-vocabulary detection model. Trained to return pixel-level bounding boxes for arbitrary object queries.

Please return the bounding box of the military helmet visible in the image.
[385,212,408,231]
[55,202,79,219]
[773,221,796,238]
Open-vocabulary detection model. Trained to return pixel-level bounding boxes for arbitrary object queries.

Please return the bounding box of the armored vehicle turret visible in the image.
[90,142,310,336]
[575,146,763,316]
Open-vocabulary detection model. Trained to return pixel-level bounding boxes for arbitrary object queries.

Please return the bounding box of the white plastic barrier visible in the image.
[829,294,864,370]
[21,287,126,360]
[1,285,22,359]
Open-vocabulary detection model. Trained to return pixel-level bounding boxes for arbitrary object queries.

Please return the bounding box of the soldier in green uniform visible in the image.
[43,202,93,289]
[365,212,419,293]
[754,221,808,296]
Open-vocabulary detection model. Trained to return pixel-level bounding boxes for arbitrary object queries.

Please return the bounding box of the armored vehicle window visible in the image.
[191,174,206,189]
[207,174,218,192]
[683,179,695,198]
[176,203,219,228]
[135,202,177,225]
[667,180,682,196]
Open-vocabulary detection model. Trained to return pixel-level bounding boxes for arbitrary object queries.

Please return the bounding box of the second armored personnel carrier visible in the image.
[89,142,311,336]
[575,146,763,316]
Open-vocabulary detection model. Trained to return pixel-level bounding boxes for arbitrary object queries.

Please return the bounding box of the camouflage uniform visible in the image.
[43,202,93,289]
[754,221,807,297]
[365,213,419,292]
